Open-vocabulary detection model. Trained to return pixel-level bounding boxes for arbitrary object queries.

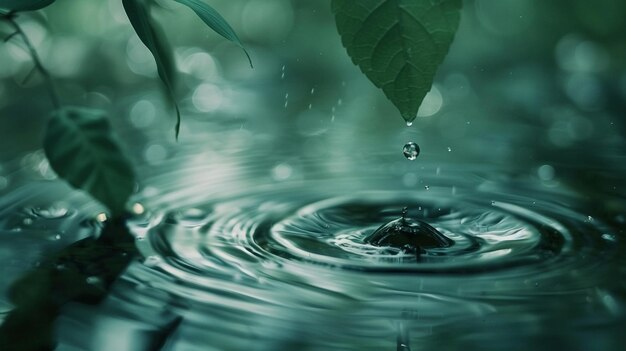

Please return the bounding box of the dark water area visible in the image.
[2,0,626,350]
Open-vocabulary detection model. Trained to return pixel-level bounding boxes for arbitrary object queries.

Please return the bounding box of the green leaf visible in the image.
[122,0,181,138]
[331,0,462,122]
[0,0,54,12]
[173,0,252,68]
[43,107,135,216]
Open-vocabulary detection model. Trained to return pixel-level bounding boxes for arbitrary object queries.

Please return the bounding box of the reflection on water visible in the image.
[0,136,624,350]
[1,1,626,349]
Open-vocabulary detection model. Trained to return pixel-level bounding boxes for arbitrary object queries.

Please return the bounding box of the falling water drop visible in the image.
[280,65,285,79]
[403,142,420,160]
[406,121,413,127]
[447,146,452,152]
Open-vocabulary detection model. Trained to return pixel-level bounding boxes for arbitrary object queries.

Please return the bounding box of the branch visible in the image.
[2,14,61,110]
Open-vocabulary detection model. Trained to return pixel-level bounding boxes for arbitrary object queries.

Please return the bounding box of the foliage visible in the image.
[0,0,54,12]
[332,0,462,123]
[173,0,252,67]
[0,0,462,216]
[0,2,463,348]
[122,0,181,137]
[43,108,135,216]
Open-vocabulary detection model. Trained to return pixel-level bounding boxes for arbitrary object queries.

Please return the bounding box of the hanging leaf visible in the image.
[122,0,181,138]
[0,0,54,12]
[332,0,462,123]
[172,0,252,67]
[43,107,135,216]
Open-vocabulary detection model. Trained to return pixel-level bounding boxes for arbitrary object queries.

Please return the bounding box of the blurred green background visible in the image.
[0,0,625,201]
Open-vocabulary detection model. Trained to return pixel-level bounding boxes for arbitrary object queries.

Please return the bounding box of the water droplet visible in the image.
[406,121,413,127]
[491,201,496,206]
[310,87,315,95]
[132,202,145,215]
[538,164,555,181]
[280,65,285,79]
[447,146,452,152]
[51,233,61,241]
[602,233,617,242]
[402,142,420,160]
[424,185,430,190]
[587,215,594,222]
[272,163,293,181]
[308,103,312,110]
[22,218,33,226]
[96,213,108,222]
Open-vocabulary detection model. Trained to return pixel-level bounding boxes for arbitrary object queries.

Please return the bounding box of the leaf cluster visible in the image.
[0,0,463,217]
[0,0,251,216]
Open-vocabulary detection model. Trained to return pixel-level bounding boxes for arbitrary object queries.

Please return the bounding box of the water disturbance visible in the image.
[1,1,625,349]
[1,147,624,350]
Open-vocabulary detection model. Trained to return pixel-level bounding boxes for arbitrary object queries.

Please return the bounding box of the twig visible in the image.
[2,14,61,110]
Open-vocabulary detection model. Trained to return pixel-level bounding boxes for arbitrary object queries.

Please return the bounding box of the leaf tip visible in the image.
[244,49,253,69]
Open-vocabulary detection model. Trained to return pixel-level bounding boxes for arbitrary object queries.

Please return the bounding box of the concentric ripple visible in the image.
[267,193,566,272]
[2,160,625,350]
[133,183,623,303]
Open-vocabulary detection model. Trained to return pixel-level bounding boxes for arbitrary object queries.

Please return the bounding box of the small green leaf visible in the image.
[332,0,462,122]
[0,0,54,12]
[43,107,135,216]
[173,0,252,68]
[122,0,181,138]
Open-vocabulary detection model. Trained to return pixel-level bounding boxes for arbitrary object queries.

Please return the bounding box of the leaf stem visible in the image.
[2,14,62,110]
